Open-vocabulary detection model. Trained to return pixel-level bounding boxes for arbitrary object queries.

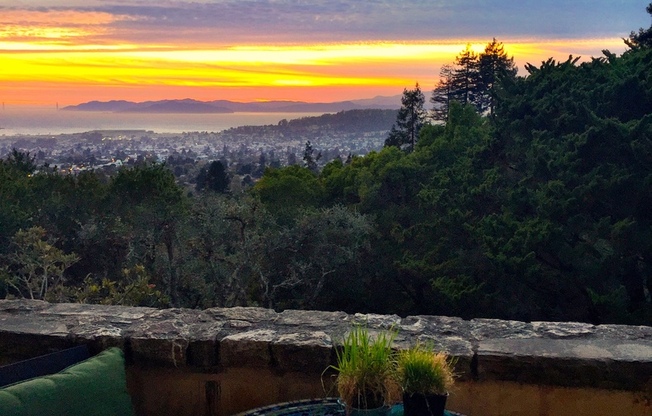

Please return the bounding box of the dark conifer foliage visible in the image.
[431,40,516,119]
[451,45,479,108]
[625,2,652,48]
[385,83,426,152]
[196,160,230,193]
[476,38,517,115]
[303,141,321,173]
[431,65,455,122]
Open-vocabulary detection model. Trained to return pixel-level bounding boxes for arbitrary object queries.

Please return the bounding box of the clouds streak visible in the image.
[1,0,649,46]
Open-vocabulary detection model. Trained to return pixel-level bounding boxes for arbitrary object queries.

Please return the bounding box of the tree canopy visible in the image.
[432,40,517,121]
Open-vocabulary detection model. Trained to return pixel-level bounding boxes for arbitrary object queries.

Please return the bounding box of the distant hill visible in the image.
[64,100,139,112]
[222,109,398,136]
[63,96,401,114]
[123,99,232,114]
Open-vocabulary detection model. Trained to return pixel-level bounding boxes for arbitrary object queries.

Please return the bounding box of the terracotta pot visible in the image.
[402,392,448,416]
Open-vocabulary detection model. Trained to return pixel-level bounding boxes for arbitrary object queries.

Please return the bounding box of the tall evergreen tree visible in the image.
[431,65,455,123]
[196,160,230,193]
[303,141,321,173]
[385,83,426,152]
[432,40,517,119]
[476,38,518,115]
[451,45,479,108]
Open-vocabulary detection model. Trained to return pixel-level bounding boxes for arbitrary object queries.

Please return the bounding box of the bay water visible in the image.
[0,106,325,137]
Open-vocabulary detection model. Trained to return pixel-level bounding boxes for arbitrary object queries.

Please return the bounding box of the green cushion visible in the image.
[0,347,135,416]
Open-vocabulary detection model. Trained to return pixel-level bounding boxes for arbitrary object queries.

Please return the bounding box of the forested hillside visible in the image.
[1,8,651,324]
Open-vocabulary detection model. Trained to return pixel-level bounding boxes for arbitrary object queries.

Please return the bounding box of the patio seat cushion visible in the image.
[0,347,135,416]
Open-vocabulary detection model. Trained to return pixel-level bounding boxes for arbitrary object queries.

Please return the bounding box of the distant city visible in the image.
[0,108,398,190]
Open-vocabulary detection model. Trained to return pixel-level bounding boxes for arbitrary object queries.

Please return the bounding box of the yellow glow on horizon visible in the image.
[82,42,474,68]
[0,36,630,105]
[0,42,145,51]
[1,42,456,88]
[505,38,627,63]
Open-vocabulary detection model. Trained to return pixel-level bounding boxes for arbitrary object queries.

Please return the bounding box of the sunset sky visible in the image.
[0,1,650,106]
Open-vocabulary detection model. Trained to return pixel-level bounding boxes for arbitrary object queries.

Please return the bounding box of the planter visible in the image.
[338,398,391,416]
[349,405,391,416]
[402,392,448,416]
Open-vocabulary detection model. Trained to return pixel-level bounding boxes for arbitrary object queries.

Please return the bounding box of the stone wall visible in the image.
[0,300,650,415]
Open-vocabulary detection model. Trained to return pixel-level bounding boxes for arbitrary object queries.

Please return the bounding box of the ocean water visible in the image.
[0,107,325,136]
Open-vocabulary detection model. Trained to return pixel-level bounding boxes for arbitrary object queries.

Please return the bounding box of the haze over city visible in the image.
[1,0,650,106]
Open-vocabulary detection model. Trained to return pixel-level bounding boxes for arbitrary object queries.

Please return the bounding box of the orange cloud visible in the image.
[0,9,123,44]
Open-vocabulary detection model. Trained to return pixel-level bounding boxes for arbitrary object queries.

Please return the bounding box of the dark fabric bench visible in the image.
[0,345,91,388]
[0,346,135,416]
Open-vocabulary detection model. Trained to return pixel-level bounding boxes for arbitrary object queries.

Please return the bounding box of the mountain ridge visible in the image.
[62,96,401,113]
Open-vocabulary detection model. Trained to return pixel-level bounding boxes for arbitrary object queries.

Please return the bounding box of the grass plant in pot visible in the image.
[329,326,400,416]
[395,343,456,416]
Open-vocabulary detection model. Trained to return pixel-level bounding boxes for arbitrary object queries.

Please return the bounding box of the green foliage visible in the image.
[175,193,374,310]
[491,45,652,323]
[476,38,518,115]
[3,149,37,174]
[432,40,517,119]
[1,227,78,300]
[195,160,230,193]
[107,163,188,305]
[67,265,170,307]
[303,141,321,173]
[254,165,323,217]
[451,45,479,108]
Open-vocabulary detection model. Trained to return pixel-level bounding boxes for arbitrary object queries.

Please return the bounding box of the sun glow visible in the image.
[0,31,630,105]
[0,2,639,105]
[1,42,458,95]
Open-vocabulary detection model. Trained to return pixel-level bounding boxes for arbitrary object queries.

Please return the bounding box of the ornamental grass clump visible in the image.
[396,343,456,416]
[396,344,456,396]
[331,326,400,412]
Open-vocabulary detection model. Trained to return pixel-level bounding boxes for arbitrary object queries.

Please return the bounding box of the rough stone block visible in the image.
[277,309,347,328]
[186,323,223,368]
[220,329,276,368]
[477,338,652,390]
[205,307,277,324]
[270,331,332,373]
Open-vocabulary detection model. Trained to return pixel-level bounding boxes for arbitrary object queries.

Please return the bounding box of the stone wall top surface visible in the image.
[0,300,650,391]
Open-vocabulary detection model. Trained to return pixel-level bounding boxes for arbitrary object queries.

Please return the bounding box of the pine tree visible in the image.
[196,160,230,193]
[385,83,426,152]
[432,40,517,120]
[477,38,517,115]
[431,64,455,123]
[451,45,479,109]
[303,141,321,173]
